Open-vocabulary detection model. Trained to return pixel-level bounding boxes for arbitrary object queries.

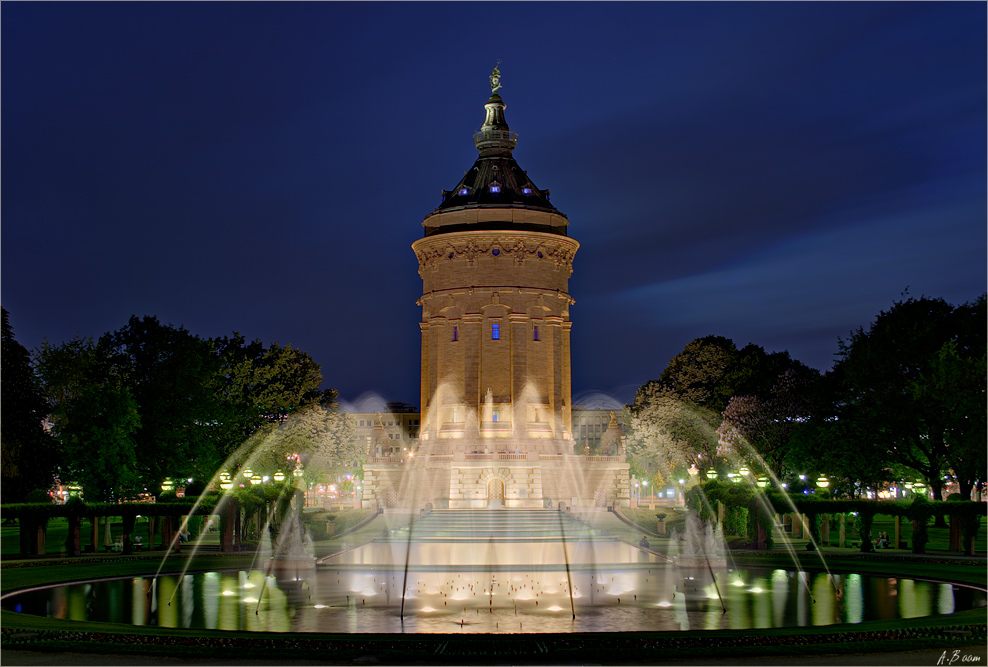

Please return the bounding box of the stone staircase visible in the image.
[381,508,604,543]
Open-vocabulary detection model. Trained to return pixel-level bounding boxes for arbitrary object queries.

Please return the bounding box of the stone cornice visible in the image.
[412,230,579,273]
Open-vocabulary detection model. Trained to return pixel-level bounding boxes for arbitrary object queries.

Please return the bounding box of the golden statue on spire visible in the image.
[490,60,502,94]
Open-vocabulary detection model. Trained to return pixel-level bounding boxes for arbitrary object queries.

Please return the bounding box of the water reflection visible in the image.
[3,567,984,634]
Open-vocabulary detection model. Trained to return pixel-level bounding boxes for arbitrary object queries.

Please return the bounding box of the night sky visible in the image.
[3,3,985,409]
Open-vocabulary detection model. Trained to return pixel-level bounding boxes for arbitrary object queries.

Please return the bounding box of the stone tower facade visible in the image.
[411,67,579,450]
[362,68,628,510]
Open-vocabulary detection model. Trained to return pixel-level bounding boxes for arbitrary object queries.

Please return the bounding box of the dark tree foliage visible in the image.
[99,316,226,488]
[1,308,56,502]
[214,334,324,448]
[34,316,335,499]
[834,295,986,501]
[632,335,815,480]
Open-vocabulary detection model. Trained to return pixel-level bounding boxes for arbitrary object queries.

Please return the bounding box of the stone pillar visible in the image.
[839,514,846,548]
[756,521,767,550]
[147,516,156,550]
[121,514,135,555]
[949,516,963,552]
[419,321,432,439]
[509,313,528,438]
[20,518,46,556]
[65,515,82,557]
[894,516,902,549]
[89,516,100,553]
[821,515,830,546]
[463,314,482,439]
[561,320,573,438]
[792,513,802,538]
[717,501,726,529]
[802,514,810,539]
[162,515,176,553]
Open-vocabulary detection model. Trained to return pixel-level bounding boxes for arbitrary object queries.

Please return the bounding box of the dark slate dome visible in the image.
[425,67,567,237]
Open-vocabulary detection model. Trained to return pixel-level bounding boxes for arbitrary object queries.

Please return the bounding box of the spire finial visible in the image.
[490,60,502,94]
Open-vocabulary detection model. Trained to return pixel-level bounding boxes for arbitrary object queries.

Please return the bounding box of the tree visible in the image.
[834,295,986,501]
[239,403,358,482]
[1,308,56,502]
[658,335,737,410]
[215,335,324,434]
[631,335,814,480]
[98,316,227,488]
[628,382,721,481]
[57,383,141,502]
[717,366,819,477]
[912,339,986,499]
[784,369,893,498]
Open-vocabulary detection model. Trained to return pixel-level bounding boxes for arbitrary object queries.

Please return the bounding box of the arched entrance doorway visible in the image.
[487,479,505,506]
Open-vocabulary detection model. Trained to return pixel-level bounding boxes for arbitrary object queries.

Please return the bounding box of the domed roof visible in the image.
[424,67,568,237]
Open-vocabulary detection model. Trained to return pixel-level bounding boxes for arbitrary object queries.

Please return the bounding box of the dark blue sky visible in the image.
[3,2,985,408]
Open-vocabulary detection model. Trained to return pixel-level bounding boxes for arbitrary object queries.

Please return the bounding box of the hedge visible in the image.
[686,480,986,555]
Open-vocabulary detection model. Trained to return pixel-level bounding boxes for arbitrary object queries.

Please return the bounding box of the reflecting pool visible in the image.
[3,567,984,634]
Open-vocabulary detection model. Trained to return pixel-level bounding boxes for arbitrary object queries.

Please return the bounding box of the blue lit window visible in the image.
[492,323,500,340]
[492,407,500,423]
[459,188,468,195]
[523,187,532,194]
[490,185,500,193]
[533,325,539,341]
[452,326,458,342]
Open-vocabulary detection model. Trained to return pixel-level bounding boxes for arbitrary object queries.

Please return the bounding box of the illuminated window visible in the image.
[492,323,500,340]
[459,188,468,195]
[533,325,539,341]
[523,187,532,194]
[452,326,458,342]
[490,185,500,193]
[492,407,500,422]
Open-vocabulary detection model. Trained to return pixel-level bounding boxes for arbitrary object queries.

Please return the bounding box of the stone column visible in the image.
[894,516,902,549]
[561,320,573,437]
[90,516,100,553]
[121,514,135,555]
[839,514,846,548]
[547,315,564,438]
[462,314,482,439]
[65,515,82,557]
[949,516,963,552]
[419,321,432,439]
[821,515,830,546]
[509,313,528,438]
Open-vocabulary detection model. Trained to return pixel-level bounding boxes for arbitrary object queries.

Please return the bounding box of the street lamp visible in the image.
[816,476,829,489]
[706,468,718,480]
[274,471,285,483]
[756,476,769,489]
